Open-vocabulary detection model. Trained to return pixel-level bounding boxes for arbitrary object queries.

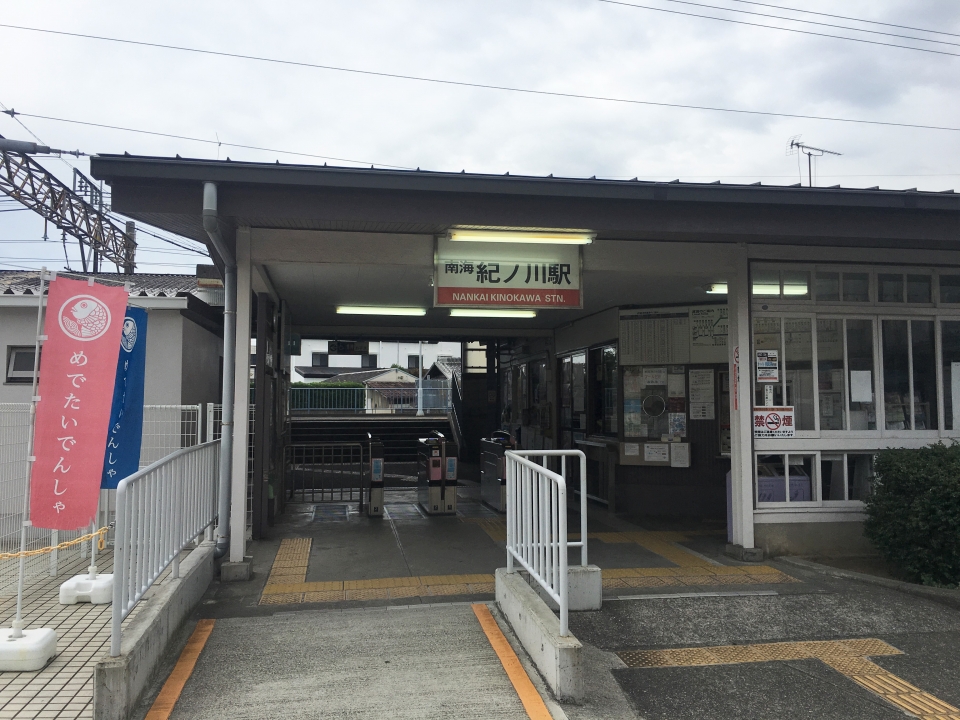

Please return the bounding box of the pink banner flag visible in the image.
[30,277,129,530]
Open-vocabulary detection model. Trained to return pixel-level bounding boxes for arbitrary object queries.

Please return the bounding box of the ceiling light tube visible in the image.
[448,229,594,245]
[336,306,426,316]
[705,283,728,294]
[449,308,537,318]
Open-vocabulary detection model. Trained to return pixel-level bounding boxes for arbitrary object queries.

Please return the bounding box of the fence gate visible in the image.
[284,443,364,503]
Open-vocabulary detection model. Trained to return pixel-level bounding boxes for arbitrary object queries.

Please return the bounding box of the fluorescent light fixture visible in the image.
[782,284,810,295]
[705,283,728,294]
[752,283,781,296]
[449,308,537,318]
[336,306,426,316]
[448,229,594,245]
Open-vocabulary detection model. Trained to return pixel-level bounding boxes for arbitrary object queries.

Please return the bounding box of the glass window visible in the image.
[912,320,937,430]
[559,352,587,441]
[847,454,875,500]
[756,453,814,503]
[943,321,960,430]
[842,273,870,302]
[878,274,904,303]
[907,275,931,304]
[589,346,618,435]
[5,346,36,383]
[846,320,876,430]
[784,318,814,430]
[753,317,782,407]
[782,271,810,299]
[752,269,780,297]
[821,454,846,501]
[756,454,786,502]
[940,275,960,304]
[816,319,845,431]
[815,272,840,302]
[882,320,909,430]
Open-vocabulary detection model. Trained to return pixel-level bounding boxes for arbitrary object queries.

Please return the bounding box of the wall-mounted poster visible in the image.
[669,412,687,437]
[620,310,690,365]
[644,443,670,462]
[690,307,728,363]
[756,349,779,383]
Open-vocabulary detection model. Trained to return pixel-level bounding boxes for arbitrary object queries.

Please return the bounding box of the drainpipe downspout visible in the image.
[203,182,236,560]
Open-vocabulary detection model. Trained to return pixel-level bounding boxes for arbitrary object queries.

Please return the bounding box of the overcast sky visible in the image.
[1,0,958,274]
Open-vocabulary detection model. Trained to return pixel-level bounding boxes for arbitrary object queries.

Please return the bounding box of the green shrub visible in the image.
[864,443,960,587]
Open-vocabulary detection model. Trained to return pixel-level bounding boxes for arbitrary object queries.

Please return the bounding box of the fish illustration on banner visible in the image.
[101,307,148,489]
[30,277,128,530]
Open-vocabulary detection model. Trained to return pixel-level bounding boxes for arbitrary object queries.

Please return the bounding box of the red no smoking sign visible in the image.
[753,407,795,438]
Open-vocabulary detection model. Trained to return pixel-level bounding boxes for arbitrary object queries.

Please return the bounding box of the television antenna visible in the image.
[787,136,841,188]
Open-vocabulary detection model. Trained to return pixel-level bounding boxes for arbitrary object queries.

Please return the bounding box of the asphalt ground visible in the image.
[131,479,960,719]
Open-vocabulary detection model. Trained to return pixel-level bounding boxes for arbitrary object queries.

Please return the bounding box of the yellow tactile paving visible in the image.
[257,558,499,605]
[618,638,960,720]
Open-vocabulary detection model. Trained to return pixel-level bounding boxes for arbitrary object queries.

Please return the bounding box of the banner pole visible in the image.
[12,268,47,638]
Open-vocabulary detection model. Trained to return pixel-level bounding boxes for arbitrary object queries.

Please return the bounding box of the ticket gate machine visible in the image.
[367,433,385,517]
[481,432,514,512]
[417,431,458,515]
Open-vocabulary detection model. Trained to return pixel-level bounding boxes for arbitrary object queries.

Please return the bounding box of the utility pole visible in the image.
[787,137,841,188]
[0,134,136,271]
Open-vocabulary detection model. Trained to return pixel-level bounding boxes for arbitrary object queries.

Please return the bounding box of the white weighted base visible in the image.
[0,628,57,672]
[59,573,113,605]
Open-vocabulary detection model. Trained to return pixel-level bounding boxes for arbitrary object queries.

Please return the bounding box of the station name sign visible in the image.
[434,238,582,309]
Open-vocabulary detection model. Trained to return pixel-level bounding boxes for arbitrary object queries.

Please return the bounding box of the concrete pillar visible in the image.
[727,245,755,549]
[230,228,252,563]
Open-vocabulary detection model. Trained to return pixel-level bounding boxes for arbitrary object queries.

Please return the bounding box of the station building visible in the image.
[89,155,960,560]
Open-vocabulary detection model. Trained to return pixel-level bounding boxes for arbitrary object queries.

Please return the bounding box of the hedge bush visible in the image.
[864,443,960,587]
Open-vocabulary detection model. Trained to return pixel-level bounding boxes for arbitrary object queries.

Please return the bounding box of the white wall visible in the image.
[142,310,184,405]
[180,319,223,405]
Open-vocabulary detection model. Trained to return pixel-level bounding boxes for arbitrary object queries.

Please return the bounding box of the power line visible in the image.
[724,0,960,39]
[1,24,959,132]
[597,0,960,58]
[648,0,960,47]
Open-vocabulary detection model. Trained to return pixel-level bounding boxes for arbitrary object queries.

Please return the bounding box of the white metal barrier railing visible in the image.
[111,440,220,656]
[505,449,587,637]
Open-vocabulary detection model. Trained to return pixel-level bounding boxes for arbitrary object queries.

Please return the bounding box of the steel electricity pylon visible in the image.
[0,133,136,273]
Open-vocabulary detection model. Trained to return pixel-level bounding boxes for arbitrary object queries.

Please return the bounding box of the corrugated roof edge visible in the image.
[90,155,960,211]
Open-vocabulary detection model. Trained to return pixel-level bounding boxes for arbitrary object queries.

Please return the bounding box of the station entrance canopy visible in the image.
[89,156,958,339]
[89,155,960,563]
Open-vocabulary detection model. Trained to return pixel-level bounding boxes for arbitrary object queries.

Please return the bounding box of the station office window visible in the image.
[589,345,617,435]
[881,319,937,430]
[5,346,35,383]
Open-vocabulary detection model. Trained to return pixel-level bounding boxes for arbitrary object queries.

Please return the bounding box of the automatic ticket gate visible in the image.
[481,432,514,512]
[367,434,385,517]
[417,431,458,515]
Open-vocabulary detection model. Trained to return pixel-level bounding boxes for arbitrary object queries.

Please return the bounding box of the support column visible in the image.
[727,245,756,551]
[229,228,252,563]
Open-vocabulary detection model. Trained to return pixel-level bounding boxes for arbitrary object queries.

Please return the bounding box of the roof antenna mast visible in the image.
[787,136,841,188]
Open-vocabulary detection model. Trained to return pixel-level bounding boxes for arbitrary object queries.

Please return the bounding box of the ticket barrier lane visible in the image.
[417,431,458,515]
[480,432,515,513]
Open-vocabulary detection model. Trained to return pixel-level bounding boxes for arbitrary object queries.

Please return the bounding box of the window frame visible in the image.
[5,346,36,384]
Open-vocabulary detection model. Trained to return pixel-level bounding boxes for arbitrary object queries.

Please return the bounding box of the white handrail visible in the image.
[509,450,588,566]
[505,451,570,636]
[111,440,220,656]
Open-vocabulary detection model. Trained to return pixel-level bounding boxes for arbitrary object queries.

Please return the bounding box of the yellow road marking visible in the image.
[472,604,553,720]
[144,619,216,720]
[619,639,960,720]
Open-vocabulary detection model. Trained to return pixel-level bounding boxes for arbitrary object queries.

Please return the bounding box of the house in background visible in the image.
[1,270,224,407]
[292,340,461,380]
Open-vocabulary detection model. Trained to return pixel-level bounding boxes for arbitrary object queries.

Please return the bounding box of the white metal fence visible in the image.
[111,440,220,656]
[505,450,588,637]
[140,404,202,467]
[289,381,451,414]
[0,403,210,594]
